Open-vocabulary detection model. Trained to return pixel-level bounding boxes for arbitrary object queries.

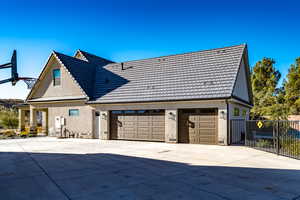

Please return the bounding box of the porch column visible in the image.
[29,106,37,131]
[42,110,48,135]
[165,109,178,143]
[18,109,26,130]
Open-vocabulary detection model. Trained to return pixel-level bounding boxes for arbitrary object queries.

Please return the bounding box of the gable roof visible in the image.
[53,52,96,98]
[89,44,249,104]
[76,50,114,66]
[26,52,87,101]
[27,44,252,105]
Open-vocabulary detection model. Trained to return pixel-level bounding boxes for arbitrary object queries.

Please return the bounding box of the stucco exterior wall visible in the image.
[30,56,85,99]
[233,58,250,102]
[31,102,94,138]
[165,109,178,143]
[92,100,229,145]
[228,101,250,120]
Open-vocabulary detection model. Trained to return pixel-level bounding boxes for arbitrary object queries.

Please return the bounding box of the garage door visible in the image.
[110,110,165,141]
[179,108,218,144]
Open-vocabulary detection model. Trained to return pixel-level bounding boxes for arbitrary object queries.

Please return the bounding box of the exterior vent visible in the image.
[121,62,133,70]
[203,81,215,86]
[146,85,155,89]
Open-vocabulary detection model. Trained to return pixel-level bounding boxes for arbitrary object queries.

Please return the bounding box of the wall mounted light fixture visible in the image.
[168,112,175,120]
[220,111,226,119]
[101,113,107,120]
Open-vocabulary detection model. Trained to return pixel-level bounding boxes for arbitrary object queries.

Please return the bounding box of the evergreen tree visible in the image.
[284,58,300,115]
[251,58,282,119]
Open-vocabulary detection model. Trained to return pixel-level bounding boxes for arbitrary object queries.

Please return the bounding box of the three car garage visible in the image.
[109,108,218,145]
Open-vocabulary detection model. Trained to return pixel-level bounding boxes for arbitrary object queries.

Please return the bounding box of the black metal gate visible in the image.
[230,119,246,144]
[245,120,300,160]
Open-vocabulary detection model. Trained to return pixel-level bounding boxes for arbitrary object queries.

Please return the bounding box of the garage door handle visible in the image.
[186,121,190,127]
[186,121,195,128]
[117,121,122,127]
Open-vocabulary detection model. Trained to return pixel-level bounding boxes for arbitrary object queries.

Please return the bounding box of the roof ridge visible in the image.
[109,44,246,64]
[78,49,114,63]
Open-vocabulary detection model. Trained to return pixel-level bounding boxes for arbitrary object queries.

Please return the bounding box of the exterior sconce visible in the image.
[101,113,107,120]
[220,111,226,119]
[168,112,175,120]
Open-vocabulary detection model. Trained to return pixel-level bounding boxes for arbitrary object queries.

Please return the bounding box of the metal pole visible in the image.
[276,121,279,155]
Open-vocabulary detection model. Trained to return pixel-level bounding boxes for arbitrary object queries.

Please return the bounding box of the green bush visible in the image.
[280,137,300,156]
[0,110,18,129]
[256,139,272,148]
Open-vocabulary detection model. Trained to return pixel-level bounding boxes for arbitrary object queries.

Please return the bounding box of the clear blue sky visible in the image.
[0,0,299,99]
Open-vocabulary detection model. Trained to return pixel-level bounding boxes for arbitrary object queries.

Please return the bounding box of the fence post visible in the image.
[276,121,279,155]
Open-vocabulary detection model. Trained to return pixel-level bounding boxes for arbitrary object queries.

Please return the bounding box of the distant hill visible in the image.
[0,99,24,110]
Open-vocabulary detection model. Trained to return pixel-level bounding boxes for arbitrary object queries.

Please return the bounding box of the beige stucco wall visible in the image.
[233,58,250,102]
[30,55,85,99]
[288,115,300,121]
[228,100,251,144]
[92,99,229,145]
[31,101,94,138]
[228,101,250,120]
[165,109,178,143]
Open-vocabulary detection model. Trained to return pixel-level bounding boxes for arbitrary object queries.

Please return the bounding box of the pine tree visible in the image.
[251,58,282,119]
[284,58,300,115]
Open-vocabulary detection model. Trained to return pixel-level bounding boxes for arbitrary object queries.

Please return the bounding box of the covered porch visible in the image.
[18,104,48,135]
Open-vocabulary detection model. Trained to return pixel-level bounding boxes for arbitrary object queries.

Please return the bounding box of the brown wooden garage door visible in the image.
[179,108,218,144]
[110,110,165,141]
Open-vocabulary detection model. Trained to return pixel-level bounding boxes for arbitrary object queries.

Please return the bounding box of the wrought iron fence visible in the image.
[245,120,300,160]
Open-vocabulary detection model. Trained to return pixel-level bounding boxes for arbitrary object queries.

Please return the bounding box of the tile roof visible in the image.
[78,50,114,66]
[43,44,247,104]
[90,44,247,103]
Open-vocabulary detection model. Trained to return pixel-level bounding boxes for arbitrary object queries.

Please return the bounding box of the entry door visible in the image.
[179,109,218,144]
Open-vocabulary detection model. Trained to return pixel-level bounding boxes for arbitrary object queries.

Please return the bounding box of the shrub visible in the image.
[0,110,18,129]
[1,130,16,138]
[256,139,272,148]
[280,137,300,156]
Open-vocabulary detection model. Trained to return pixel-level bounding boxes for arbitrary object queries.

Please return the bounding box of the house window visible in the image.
[233,108,240,116]
[69,109,79,116]
[242,109,247,117]
[53,69,61,86]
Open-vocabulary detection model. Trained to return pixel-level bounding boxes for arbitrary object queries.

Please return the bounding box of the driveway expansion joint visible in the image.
[16,141,72,200]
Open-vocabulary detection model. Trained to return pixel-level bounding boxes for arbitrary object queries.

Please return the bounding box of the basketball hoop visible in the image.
[0,50,37,89]
[18,77,37,89]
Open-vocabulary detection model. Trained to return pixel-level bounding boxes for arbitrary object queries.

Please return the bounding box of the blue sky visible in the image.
[0,0,299,99]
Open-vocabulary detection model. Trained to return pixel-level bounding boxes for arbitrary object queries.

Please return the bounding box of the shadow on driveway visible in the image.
[0,151,300,200]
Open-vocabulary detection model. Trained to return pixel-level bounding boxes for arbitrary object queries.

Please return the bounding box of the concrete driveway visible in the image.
[0,137,300,200]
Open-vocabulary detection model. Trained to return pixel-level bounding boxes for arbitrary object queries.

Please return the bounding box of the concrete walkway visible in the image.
[0,137,300,200]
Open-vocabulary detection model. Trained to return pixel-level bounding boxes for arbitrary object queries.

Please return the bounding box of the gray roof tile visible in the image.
[52,44,246,103]
[90,44,246,103]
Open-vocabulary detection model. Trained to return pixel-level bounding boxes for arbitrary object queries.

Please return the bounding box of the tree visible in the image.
[0,109,19,129]
[251,58,283,119]
[284,57,300,115]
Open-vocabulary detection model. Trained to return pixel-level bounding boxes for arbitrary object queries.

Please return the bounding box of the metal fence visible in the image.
[230,119,246,144]
[245,120,300,160]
